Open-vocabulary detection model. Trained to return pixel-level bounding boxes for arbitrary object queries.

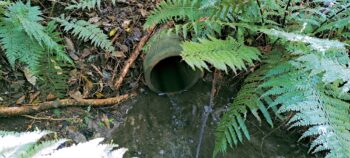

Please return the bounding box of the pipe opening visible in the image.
[150,56,200,93]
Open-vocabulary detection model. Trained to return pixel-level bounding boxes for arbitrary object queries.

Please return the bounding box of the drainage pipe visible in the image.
[143,35,203,93]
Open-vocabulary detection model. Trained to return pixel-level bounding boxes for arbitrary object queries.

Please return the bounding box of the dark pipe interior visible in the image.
[150,56,199,93]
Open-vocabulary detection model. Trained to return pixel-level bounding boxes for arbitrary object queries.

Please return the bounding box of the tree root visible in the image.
[0,92,136,117]
[113,25,157,89]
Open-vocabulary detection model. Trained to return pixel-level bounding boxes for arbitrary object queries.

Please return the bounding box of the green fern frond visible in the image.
[168,19,222,39]
[215,0,253,18]
[261,29,347,51]
[259,35,350,157]
[66,0,118,10]
[181,37,260,72]
[0,130,127,158]
[0,19,44,72]
[0,0,11,13]
[213,50,285,157]
[66,0,101,10]
[0,2,72,72]
[37,57,70,98]
[144,0,213,29]
[261,67,350,158]
[53,16,114,52]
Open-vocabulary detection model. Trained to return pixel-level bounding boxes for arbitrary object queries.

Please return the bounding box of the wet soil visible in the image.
[112,81,315,158]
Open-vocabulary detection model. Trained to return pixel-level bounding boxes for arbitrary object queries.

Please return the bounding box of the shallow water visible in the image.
[112,81,313,158]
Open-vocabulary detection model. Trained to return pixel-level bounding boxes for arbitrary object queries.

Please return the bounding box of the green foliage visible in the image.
[53,16,115,52]
[260,42,350,157]
[181,37,260,72]
[35,21,71,98]
[66,0,117,10]
[145,0,350,157]
[144,0,213,29]
[0,2,71,73]
[0,130,127,158]
[213,65,272,156]
[0,1,116,97]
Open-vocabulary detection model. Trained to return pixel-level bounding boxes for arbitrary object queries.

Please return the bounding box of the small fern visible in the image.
[0,2,72,73]
[144,0,212,30]
[53,16,115,52]
[181,37,260,72]
[0,130,127,158]
[213,50,285,157]
[66,0,117,10]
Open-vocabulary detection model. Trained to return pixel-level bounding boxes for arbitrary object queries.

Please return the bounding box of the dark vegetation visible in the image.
[0,0,350,157]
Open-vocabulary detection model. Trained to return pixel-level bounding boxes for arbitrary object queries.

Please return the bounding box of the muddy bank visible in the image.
[112,81,314,158]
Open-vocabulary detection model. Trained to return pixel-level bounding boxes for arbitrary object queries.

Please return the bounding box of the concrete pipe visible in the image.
[143,35,203,93]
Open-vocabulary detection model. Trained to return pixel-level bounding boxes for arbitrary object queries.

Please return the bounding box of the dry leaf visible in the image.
[64,37,76,53]
[69,91,83,100]
[23,67,37,86]
[29,91,40,104]
[109,28,118,37]
[122,20,131,29]
[46,93,57,101]
[82,76,93,98]
[95,92,104,98]
[16,95,26,104]
[112,51,126,58]
[88,16,100,23]
[139,9,148,17]
[101,114,110,129]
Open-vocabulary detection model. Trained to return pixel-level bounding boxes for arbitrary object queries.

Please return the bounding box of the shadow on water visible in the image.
[112,81,313,158]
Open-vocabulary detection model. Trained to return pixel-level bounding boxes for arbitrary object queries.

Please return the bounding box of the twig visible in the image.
[259,119,288,158]
[113,22,174,90]
[0,92,136,117]
[22,114,75,121]
[312,4,350,34]
[195,70,219,158]
[113,25,157,90]
[91,64,104,78]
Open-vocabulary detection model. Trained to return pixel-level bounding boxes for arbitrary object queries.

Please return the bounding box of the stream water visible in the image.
[112,81,313,158]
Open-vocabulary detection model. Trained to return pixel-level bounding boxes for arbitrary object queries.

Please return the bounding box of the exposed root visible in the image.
[0,92,136,117]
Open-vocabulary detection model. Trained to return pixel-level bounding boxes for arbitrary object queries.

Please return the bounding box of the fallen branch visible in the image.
[0,92,136,117]
[113,25,157,89]
[22,114,75,121]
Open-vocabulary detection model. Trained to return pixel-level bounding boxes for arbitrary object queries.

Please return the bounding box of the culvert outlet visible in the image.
[143,35,203,93]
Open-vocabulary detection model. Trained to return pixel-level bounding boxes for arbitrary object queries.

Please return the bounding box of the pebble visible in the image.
[159,150,165,155]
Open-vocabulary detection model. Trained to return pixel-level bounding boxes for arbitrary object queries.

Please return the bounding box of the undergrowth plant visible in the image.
[66,0,117,10]
[145,0,350,157]
[0,1,114,98]
[0,130,127,158]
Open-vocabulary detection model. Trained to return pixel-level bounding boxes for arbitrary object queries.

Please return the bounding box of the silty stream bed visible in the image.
[112,81,313,158]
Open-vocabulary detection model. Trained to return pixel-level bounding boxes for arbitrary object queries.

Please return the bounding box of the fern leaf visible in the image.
[0,130,127,158]
[53,16,114,52]
[0,2,72,72]
[181,37,260,72]
[261,29,347,52]
[144,0,212,29]
[66,0,102,10]
[260,38,350,157]
[0,20,44,72]
[262,69,350,158]
[213,63,274,157]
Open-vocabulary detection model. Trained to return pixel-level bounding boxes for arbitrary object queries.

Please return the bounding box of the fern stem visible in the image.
[312,4,350,34]
[256,0,264,24]
[282,0,292,28]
